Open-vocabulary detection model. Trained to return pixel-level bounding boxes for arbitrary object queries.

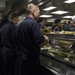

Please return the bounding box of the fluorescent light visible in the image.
[64,0,75,4]
[43,6,57,11]
[40,15,53,18]
[38,2,44,6]
[51,10,69,15]
[62,16,73,18]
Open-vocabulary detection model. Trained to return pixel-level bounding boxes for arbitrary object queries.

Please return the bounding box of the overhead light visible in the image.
[64,0,75,4]
[38,2,44,6]
[40,15,53,18]
[51,10,69,15]
[43,6,57,11]
[62,16,73,18]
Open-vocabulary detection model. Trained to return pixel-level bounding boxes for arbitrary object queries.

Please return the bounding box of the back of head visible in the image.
[26,3,39,15]
[54,18,61,24]
[54,18,62,28]
[9,12,18,21]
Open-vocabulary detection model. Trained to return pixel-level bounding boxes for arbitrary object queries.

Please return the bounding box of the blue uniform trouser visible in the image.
[1,47,17,75]
[15,54,43,75]
[0,47,2,75]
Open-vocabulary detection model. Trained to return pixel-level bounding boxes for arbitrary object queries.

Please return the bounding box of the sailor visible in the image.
[1,13,19,75]
[15,3,49,75]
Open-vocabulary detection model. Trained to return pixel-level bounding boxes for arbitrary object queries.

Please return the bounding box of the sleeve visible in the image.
[31,21,45,45]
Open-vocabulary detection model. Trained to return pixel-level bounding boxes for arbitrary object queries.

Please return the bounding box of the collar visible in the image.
[8,21,15,26]
[25,16,34,20]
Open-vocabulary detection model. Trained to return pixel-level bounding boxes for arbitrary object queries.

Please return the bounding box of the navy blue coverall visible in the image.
[15,17,45,75]
[1,22,17,75]
[0,27,3,74]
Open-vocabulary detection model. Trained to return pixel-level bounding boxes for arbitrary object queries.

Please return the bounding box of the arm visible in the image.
[31,21,49,47]
[39,35,49,47]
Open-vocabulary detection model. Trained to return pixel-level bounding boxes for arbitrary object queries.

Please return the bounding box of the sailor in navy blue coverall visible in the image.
[15,3,49,75]
[1,13,19,75]
[54,18,62,31]
[0,18,9,74]
[0,28,3,74]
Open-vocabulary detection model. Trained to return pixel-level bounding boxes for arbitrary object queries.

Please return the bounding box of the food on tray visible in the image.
[58,40,72,45]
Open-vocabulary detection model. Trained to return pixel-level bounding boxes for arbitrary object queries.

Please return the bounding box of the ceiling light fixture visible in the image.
[40,15,53,18]
[51,10,69,15]
[62,16,73,18]
[43,6,57,11]
[64,0,75,4]
[38,2,44,6]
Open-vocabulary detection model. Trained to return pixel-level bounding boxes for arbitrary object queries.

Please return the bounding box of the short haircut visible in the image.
[9,12,18,21]
[54,18,61,24]
[26,3,38,15]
